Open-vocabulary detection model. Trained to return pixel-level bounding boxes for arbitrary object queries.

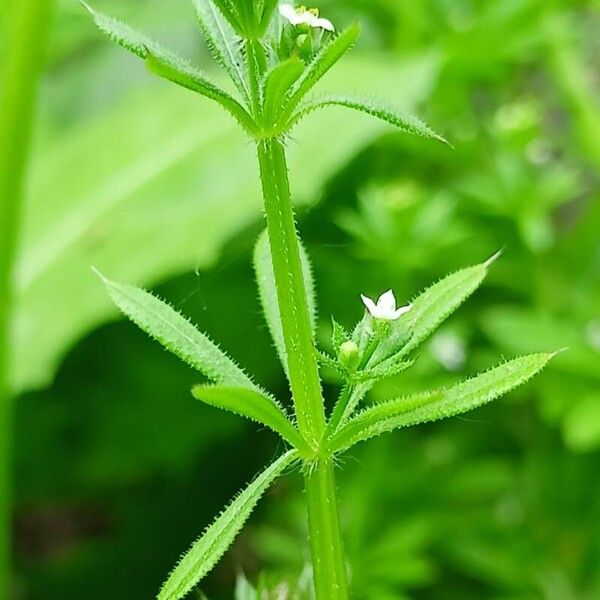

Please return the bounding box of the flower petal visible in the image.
[279,4,301,25]
[377,290,397,313]
[312,16,335,32]
[279,4,335,31]
[391,304,413,320]
[361,294,380,318]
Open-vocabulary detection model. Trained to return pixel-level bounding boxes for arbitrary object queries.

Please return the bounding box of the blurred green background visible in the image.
[8,0,600,598]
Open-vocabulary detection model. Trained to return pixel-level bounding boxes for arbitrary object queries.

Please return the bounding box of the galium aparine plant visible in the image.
[83,1,555,598]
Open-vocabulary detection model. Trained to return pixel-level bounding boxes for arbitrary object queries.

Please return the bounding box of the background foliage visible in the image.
[10,0,599,598]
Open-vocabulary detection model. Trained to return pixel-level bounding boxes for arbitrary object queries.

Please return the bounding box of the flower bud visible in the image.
[339,340,360,372]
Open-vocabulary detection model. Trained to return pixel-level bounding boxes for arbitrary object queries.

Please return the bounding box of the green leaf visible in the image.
[158,450,298,600]
[15,53,440,393]
[290,95,448,145]
[330,353,555,453]
[370,252,502,366]
[263,57,305,127]
[253,230,317,377]
[82,2,253,130]
[258,0,279,31]
[191,385,312,454]
[209,0,243,35]
[279,23,361,124]
[356,358,415,383]
[191,0,250,102]
[145,53,255,133]
[331,318,350,353]
[96,272,261,391]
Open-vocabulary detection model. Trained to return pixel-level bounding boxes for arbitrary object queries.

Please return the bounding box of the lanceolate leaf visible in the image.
[192,385,311,454]
[82,2,253,131]
[192,0,250,102]
[370,252,502,366]
[291,95,448,144]
[209,0,243,35]
[263,57,305,126]
[278,23,361,124]
[253,230,317,376]
[330,353,555,453]
[96,272,262,392]
[145,54,255,132]
[158,450,298,600]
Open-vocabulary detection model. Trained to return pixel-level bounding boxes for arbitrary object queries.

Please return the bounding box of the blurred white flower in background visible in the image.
[430,331,467,371]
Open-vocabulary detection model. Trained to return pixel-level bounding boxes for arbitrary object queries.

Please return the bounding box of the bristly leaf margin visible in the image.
[94,270,267,395]
[81,1,255,133]
[192,385,312,455]
[158,450,298,600]
[289,95,449,145]
[329,352,556,453]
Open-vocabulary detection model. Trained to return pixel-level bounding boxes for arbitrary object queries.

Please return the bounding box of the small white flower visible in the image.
[360,290,412,321]
[279,4,335,32]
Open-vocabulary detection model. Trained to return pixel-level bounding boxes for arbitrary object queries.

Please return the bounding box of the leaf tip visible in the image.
[78,0,94,14]
[550,347,569,359]
[191,383,208,399]
[484,248,504,268]
[90,266,108,283]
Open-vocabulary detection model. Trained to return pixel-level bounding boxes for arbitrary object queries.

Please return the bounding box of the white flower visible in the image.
[360,290,412,321]
[279,4,335,32]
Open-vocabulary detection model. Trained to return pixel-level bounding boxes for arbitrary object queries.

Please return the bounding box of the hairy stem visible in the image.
[0,0,53,595]
[256,138,348,598]
[256,138,325,445]
[304,459,349,599]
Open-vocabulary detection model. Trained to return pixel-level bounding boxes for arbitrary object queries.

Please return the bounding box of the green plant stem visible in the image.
[256,138,348,598]
[256,138,325,445]
[304,459,349,598]
[0,0,52,595]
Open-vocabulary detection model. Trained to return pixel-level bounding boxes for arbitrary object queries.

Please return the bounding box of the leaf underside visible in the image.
[330,352,554,453]
[158,450,298,600]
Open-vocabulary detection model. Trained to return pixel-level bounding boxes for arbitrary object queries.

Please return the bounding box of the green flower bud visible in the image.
[339,340,360,372]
